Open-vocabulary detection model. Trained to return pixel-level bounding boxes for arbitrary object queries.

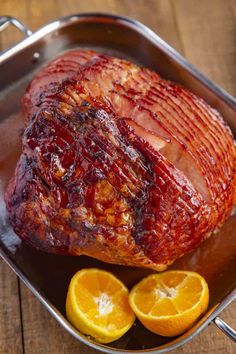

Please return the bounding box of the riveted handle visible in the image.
[213,316,236,342]
[0,16,32,50]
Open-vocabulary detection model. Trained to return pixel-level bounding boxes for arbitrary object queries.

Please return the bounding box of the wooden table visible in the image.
[0,1,236,353]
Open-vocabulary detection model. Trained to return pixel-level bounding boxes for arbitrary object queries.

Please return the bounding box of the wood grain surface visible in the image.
[0,1,236,353]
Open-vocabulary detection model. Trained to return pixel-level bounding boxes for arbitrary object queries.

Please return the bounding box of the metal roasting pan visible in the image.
[0,13,235,353]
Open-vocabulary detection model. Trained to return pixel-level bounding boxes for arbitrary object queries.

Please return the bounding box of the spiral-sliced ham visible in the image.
[5,50,236,270]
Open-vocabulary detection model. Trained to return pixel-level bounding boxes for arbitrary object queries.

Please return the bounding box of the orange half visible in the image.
[66,268,135,343]
[129,270,209,337]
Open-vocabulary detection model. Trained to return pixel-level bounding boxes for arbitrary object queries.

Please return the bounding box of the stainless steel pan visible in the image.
[0,13,235,353]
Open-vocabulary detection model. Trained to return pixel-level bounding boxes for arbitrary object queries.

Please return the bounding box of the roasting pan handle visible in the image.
[0,16,32,39]
[213,316,236,342]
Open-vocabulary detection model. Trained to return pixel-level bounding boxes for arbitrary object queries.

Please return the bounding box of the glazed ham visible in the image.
[5,50,236,270]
